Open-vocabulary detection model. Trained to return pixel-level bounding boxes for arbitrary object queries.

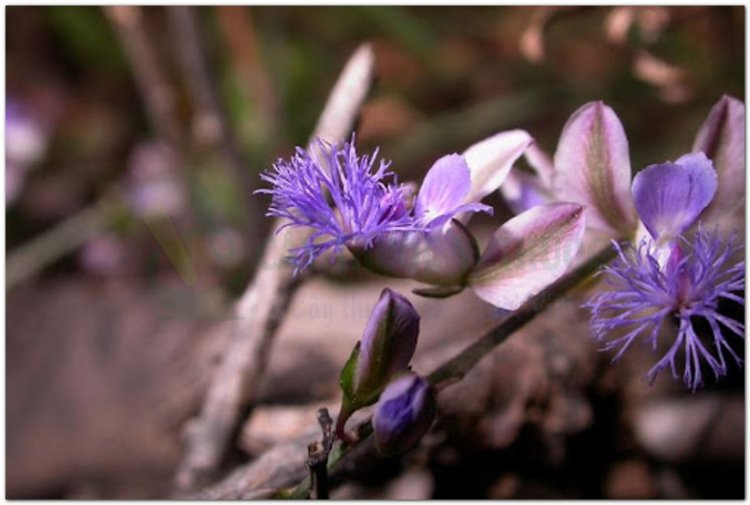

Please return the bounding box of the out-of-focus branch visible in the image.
[6,197,121,290]
[173,43,376,492]
[215,6,279,145]
[105,6,214,283]
[165,6,264,261]
[104,6,182,146]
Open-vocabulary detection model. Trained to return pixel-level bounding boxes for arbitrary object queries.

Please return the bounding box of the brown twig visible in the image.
[173,43,376,492]
[104,6,182,146]
[307,408,335,499]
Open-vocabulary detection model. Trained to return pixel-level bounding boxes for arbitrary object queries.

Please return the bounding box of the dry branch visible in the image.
[173,44,376,491]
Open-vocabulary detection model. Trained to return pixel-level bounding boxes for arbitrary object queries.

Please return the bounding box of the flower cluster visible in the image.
[547,97,746,390]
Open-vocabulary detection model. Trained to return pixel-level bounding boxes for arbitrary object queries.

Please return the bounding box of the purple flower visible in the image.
[586,152,744,391]
[5,99,49,206]
[259,134,588,311]
[551,97,745,241]
[587,228,744,392]
[258,136,490,273]
[372,373,436,456]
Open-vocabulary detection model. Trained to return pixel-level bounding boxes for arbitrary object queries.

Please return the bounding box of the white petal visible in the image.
[462,129,533,205]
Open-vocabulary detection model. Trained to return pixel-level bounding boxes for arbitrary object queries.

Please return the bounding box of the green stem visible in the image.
[281,242,619,499]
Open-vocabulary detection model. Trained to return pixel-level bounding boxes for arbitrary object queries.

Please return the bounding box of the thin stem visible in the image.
[6,196,122,290]
[282,242,619,498]
[427,244,618,389]
[308,408,335,499]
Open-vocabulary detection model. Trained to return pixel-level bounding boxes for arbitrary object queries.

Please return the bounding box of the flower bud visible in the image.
[373,373,436,456]
[692,95,745,227]
[349,220,479,288]
[337,289,420,439]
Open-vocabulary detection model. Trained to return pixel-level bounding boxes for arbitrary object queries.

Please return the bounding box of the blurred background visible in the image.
[6,6,744,499]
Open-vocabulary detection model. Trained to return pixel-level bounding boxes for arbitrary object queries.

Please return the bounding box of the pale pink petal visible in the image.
[692,95,745,226]
[553,101,637,236]
[468,203,586,310]
[524,141,554,189]
[462,129,533,205]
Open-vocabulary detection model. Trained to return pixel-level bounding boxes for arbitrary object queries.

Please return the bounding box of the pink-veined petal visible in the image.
[468,203,586,310]
[553,101,637,237]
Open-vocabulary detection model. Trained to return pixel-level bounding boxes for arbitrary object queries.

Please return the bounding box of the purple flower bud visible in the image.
[337,289,420,439]
[373,373,436,456]
[692,95,745,227]
[354,288,420,397]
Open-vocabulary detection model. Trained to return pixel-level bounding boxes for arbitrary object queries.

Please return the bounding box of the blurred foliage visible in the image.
[6,5,745,289]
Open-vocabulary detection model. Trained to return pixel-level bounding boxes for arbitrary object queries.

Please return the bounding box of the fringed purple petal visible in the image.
[586,227,745,391]
[257,137,425,273]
